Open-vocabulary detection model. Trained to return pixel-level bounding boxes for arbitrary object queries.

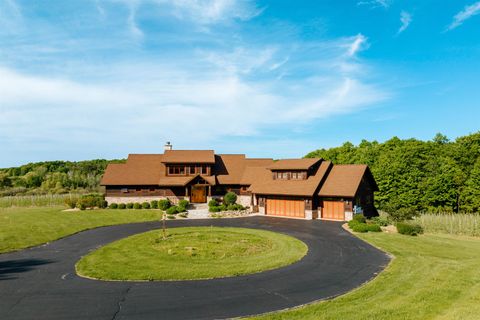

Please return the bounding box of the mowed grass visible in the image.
[251,232,480,320]
[76,227,308,281]
[0,207,162,253]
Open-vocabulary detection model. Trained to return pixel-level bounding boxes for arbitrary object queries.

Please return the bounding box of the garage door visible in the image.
[266,198,305,218]
[322,201,345,220]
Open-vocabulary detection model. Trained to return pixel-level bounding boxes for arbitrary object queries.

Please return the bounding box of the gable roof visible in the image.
[101,154,163,186]
[162,150,215,164]
[214,155,274,185]
[318,164,378,197]
[268,158,321,170]
[248,160,332,196]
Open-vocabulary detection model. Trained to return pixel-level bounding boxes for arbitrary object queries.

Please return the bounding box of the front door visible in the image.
[191,185,207,203]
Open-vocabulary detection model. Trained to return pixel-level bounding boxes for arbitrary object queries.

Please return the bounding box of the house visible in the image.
[100,143,378,221]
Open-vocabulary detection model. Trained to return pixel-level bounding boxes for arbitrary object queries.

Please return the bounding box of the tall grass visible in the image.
[0,194,79,208]
[416,213,480,237]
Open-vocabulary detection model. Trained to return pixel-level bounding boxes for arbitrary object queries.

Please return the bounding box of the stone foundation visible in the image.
[345,211,353,221]
[236,195,252,208]
[106,196,188,205]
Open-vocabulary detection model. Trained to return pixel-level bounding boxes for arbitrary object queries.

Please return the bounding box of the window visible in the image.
[149,188,155,192]
[189,166,196,174]
[168,166,185,175]
[201,165,208,174]
[136,188,141,192]
[282,172,288,179]
[121,188,128,193]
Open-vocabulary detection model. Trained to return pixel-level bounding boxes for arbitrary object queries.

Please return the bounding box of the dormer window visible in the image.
[273,170,307,180]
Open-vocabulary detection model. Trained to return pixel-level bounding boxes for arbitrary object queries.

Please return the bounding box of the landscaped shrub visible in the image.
[352,223,369,233]
[397,222,424,236]
[166,206,178,215]
[224,192,237,205]
[133,203,142,209]
[371,216,389,226]
[118,203,126,209]
[158,199,171,210]
[352,213,366,224]
[178,199,189,211]
[77,193,105,210]
[209,206,221,213]
[227,204,237,211]
[176,205,187,213]
[64,197,78,209]
[348,219,360,229]
[142,202,151,209]
[150,200,158,209]
[218,204,226,211]
[126,203,134,209]
[384,205,419,222]
[366,223,382,232]
[109,203,118,209]
[208,199,218,207]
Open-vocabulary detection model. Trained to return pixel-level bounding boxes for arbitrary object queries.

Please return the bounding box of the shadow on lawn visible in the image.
[0,259,53,280]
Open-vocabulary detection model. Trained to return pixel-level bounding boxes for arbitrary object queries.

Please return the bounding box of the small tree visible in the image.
[224,192,237,205]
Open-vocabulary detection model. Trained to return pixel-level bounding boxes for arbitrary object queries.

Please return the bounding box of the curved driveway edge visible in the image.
[0,216,390,320]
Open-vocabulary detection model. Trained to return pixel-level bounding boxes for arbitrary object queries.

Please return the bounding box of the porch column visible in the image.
[185,187,188,196]
[208,186,211,196]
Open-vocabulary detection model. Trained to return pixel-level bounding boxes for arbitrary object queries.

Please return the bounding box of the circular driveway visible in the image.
[0,216,390,320]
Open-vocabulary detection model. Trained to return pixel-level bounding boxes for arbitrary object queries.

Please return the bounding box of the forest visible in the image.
[0,159,124,197]
[306,132,480,213]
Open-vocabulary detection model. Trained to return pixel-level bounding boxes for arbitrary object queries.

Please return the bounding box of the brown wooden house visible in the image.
[101,144,378,221]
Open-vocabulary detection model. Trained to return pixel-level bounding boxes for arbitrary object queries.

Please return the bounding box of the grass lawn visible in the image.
[0,206,162,253]
[251,232,480,320]
[76,227,307,281]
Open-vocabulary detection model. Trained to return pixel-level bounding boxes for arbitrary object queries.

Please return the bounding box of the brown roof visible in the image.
[101,154,164,185]
[215,155,274,185]
[268,158,321,170]
[162,150,215,164]
[318,164,377,197]
[248,160,332,196]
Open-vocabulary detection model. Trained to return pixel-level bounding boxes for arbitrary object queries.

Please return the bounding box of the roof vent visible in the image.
[164,141,172,151]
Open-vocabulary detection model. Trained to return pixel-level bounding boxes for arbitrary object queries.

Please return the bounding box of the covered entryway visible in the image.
[191,185,207,203]
[266,198,305,218]
[322,200,345,220]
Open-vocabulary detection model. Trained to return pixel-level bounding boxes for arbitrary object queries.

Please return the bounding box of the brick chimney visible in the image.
[164,141,172,151]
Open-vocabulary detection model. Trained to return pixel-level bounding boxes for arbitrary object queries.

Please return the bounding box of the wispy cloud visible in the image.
[398,11,412,34]
[347,34,368,57]
[357,0,392,9]
[446,1,480,31]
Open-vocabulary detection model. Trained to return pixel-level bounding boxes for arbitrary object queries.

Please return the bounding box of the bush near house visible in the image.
[166,206,178,215]
[158,199,171,210]
[109,203,118,209]
[133,203,142,209]
[208,199,218,207]
[118,203,126,209]
[77,193,107,210]
[224,192,237,205]
[150,200,158,209]
[126,203,134,209]
[397,222,424,236]
[348,217,382,233]
[178,199,189,210]
[142,202,151,209]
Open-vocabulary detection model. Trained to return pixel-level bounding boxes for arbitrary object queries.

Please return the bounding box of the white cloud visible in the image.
[398,11,412,34]
[347,34,368,57]
[447,1,480,30]
[357,0,392,9]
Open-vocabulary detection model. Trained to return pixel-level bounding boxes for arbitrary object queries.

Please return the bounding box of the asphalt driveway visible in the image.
[0,216,390,320]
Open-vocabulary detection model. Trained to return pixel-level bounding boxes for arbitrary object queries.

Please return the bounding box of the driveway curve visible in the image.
[0,216,390,320]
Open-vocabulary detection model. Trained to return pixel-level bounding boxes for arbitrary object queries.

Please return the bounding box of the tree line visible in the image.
[305,132,480,213]
[0,159,124,196]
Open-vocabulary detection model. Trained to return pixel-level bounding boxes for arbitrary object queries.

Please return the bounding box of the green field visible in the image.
[251,232,480,320]
[76,227,307,281]
[0,207,162,253]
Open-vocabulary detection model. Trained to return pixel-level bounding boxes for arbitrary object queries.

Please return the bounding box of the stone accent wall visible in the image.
[106,196,188,205]
[237,195,252,208]
[345,211,353,221]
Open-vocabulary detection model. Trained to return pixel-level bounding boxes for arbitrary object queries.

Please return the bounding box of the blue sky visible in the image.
[1,0,480,167]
